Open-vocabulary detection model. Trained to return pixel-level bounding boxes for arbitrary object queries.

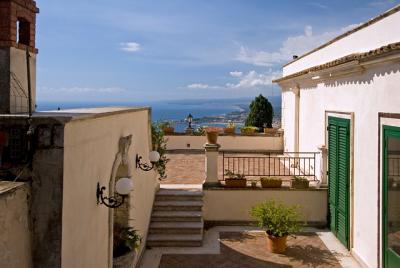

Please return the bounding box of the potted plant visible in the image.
[240,126,258,135]
[224,170,247,188]
[160,121,175,135]
[263,123,276,134]
[260,177,282,188]
[250,200,302,253]
[291,176,310,189]
[205,127,222,144]
[113,225,141,268]
[224,121,236,134]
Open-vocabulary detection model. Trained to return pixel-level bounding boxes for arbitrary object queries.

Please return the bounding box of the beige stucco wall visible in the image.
[62,108,158,268]
[166,134,283,151]
[0,182,32,268]
[203,189,327,223]
[10,47,36,113]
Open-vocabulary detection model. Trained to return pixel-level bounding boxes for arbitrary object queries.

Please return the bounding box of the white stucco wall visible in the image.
[282,63,400,268]
[203,189,327,223]
[62,109,158,268]
[284,9,400,76]
[166,134,283,152]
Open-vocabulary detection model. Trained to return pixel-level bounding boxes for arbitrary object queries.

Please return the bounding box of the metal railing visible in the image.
[222,151,319,181]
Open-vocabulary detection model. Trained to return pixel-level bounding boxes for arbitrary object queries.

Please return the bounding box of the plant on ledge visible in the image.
[224,121,236,134]
[240,126,259,135]
[205,127,222,144]
[224,169,247,188]
[152,123,170,180]
[159,121,175,134]
[113,225,141,268]
[250,200,303,253]
[291,176,310,189]
[260,177,282,188]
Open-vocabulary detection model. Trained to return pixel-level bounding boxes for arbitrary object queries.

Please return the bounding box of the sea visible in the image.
[37,96,281,133]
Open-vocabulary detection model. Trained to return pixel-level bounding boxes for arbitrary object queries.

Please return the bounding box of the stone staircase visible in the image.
[147,188,204,247]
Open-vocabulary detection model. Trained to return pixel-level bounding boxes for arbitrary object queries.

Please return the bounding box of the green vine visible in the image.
[152,122,170,180]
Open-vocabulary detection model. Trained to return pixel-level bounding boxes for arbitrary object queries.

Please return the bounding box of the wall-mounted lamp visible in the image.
[136,151,160,171]
[97,177,133,208]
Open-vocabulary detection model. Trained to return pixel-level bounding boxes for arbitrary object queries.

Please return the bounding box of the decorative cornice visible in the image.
[273,42,400,83]
[283,4,400,67]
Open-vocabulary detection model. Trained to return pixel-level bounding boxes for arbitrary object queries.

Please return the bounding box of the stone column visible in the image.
[318,145,328,187]
[204,143,220,187]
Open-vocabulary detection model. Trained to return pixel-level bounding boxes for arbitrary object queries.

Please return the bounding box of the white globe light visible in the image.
[115,177,133,195]
[149,151,160,163]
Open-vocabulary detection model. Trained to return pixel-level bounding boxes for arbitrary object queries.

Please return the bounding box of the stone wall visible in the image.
[0,182,32,268]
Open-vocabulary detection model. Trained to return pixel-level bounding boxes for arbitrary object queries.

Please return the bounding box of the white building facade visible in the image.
[275,6,400,268]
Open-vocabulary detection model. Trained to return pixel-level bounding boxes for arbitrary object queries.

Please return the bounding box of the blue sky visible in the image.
[36,0,400,103]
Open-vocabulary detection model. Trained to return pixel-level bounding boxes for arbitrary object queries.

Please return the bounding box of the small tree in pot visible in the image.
[113,225,141,268]
[250,200,302,253]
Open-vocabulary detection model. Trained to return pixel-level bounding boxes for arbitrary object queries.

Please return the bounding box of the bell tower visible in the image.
[0,0,39,114]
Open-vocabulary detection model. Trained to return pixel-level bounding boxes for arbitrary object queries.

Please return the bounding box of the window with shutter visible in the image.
[328,117,350,249]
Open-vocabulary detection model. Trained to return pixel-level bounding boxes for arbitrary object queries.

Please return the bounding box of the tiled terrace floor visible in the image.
[162,152,305,185]
[140,226,360,268]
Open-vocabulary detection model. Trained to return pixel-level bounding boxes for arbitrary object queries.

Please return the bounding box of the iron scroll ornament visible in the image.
[96,183,125,208]
[136,154,155,171]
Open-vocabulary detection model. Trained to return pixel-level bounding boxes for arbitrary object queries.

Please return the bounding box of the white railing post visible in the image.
[318,145,328,187]
[204,143,220,187]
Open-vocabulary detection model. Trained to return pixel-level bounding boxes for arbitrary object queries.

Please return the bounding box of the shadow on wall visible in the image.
[295,63,400,91]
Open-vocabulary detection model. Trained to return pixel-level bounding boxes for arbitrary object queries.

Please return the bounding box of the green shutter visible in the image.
[328,117,350,249]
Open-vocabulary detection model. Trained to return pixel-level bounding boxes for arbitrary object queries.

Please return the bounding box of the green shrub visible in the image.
[293,176,308,182]
[250,200,303,237]
[225,169,246,180]
[245,94,274,130]
[260,177,282,182]
[152,123,170,180]
[240,126,258,134]
[113,225,141,257]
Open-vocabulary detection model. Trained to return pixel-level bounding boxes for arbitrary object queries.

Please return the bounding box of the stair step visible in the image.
[151,211,202,222]
[154,201,203,211]
[147,234,203,247]
[149,221,203,234]
[156,189,203,201]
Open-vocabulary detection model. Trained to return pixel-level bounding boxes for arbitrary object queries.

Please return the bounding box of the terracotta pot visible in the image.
[266,234,287,254]
[162,127,175,135]
[113,251,135,268]
[291,180,310,189]
[264,127,276,134]
[225,178,247,188]
[261,179,282,188]
[223,127,235,134]
[206,131,219,144]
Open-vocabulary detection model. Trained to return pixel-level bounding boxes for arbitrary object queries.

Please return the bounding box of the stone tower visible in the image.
[0,0,39,114]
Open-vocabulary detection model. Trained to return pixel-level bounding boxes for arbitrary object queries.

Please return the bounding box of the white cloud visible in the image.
[187,83,209,89]
[226,70,281,89]
[236,24,359,66]
[120,42,141,52]
[186,70,280,91]
[229,71,243,77]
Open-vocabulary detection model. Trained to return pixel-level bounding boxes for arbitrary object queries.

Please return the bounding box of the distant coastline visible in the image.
[36,96,282,132]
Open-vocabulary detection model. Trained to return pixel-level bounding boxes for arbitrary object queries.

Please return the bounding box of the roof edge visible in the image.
[283,4,400,67]
[273,41,400,83]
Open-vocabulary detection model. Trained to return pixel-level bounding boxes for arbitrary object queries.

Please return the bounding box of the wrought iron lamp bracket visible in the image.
[136,154,155,171]
[96,183,125,208]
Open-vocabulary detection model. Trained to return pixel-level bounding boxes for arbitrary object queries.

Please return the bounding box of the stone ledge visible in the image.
[203,184,328,191]
[204,221,328,229]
